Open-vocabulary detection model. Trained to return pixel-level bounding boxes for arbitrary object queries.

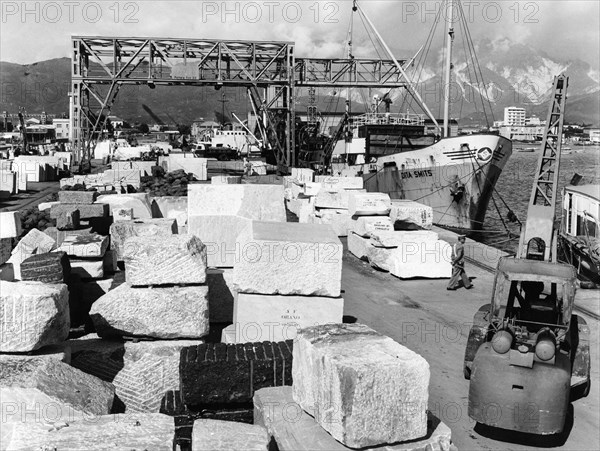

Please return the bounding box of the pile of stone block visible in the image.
[346,193,452,278]
[159,154,208,181]
[6,226,56,280]
[253,323,453,451]
[287,175,367,237]
[223,221,344,343]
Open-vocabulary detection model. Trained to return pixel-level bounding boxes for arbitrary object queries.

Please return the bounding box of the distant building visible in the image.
[525,115,542,126]
[504,107,526,126]
[53,118,70,140]
[499,125,545,141]
[107,116,124,128]
[585,127,600,143]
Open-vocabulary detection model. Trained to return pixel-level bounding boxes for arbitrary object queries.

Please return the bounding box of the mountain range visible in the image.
[1,37,598,126]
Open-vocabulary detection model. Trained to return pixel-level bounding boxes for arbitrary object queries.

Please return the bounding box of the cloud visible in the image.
[0,0,598,70]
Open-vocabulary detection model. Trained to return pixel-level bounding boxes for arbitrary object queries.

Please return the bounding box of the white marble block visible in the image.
[315,176,364,192]
[292,323,430,448]
[5,413,175,451]
[0,211,22,239]
[58,233,108,258]
[192,419,269,451]
[234,221,343,297]
[232,292,344,343]
[389,199,434,230]
[312,210,352,237]
[370,230,439,248]
[347,232,373,260]
[350,216,394,237]
[348,192,391,216]
[123,234,207,286]
[0,281,69,352]
[71,259,104,279]
[113,207,134,221]
[90,283,210,339]
[291,168,314,183]
[314,189,363,210]
[9,228,55,264]
[110,218,178,261]
[188,185,286,267]
[97,193,152,219]
[389,239,452,279]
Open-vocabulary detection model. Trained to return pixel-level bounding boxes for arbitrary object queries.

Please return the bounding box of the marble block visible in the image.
[58,233,108,258]
[348,192,391,216]
[234,221,343,297]
[389,199,434,230]
[292,324,429,448]
[191,419,269,451]
[315,176,364,191]
[109,218,178,261]
[232,292,344,343]
[347,232,373,260]
[350,216,394,237]
[0,211,22,239]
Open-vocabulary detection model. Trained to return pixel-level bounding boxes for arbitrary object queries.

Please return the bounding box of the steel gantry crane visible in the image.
[70,36,415,173]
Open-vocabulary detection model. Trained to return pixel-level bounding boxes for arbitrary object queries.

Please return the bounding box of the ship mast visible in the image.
[344,2,356,164]
[443,0,455,138]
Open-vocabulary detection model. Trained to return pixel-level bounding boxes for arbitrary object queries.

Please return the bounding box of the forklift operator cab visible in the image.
[464,258,589,435]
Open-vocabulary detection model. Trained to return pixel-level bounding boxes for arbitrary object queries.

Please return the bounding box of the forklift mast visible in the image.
[518,74,569,262]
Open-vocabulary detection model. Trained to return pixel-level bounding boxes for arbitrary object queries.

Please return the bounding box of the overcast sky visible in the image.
[1,0,599,70]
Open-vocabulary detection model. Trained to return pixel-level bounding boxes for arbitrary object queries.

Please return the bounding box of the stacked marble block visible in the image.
[0,162,18,198]
[223,221,344,343]
[254,323,453,451]
[0,247,130,448]
[72,231,209,415]
[348,194,452,279]
[299,175,366,237]
[5,220,57,281]
[1,212,22,274]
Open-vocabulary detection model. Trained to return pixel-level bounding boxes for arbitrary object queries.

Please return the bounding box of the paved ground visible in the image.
[340,237,599,450]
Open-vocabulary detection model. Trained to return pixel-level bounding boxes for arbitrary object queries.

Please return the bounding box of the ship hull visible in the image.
[347,134,512,230]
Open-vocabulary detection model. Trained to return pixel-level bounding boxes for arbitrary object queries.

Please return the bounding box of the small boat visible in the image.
[559,184,600,284]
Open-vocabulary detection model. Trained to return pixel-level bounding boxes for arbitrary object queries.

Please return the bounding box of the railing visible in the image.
[350,112,425,127]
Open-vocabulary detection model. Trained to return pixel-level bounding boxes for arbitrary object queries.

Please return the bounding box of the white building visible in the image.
[504,107,526,126]
[585,128,600,143]
[53,118,70,140]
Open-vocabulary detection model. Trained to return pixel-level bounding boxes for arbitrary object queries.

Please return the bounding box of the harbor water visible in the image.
[474,145,600,253]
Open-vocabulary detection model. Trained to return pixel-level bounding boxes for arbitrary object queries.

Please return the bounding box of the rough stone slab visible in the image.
[207,268,235,323]
[123,234,207,286]
[0,342,71,364]
[350,216,394,237]
[113,207,134,221]
[292,324,430,448]
[0,281,69,352]
[0,211,22,238]
[110,218,178,261]
[179,340,293,407]
[1,237,12,265]
[20,251,71,283]
[10,228,56,263]
[159,156,208,180]
[50,203,109,220]
[221,324,236,343]
[367,246,394,272]
[102,169,142,187]
[70,258,104,279]
[315,176,364,192]
[58,233,108,258]
[234,221,343,297]
[0,358,114,425]
[255,387,452,451]
[58,190,99,204]
[348,192,392,216]
[188,184,286,219]
[370,230,439,248]
[291,168,314,183]
[187,185,286,267]
[0,262,15,281]
[56,209,80,230]
[192,419,268,451]
[303,182,322,197]
[347,232,373,260]
[150,196,188,227]
[4,413,174,451]
[287,197,314,217]
[312,210,352,237]
[233,292,344,343]
[97,193,152,219]
[38,200,60,211]
[70,334,205,413]
[90,283,209,339]
[389,240,452,279]
[211,175,242,184]
[314,190,353,209]
[188,215,251,267]
[389,200,434,230]
[103,249,119,273]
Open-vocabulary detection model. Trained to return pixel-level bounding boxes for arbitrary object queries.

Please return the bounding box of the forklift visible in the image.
[463,74,591,435]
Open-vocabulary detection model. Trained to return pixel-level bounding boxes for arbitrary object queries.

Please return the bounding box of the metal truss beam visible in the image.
[71,36,409,170]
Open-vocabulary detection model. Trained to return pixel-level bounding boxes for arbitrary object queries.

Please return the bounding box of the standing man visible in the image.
[447,235,473,290]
